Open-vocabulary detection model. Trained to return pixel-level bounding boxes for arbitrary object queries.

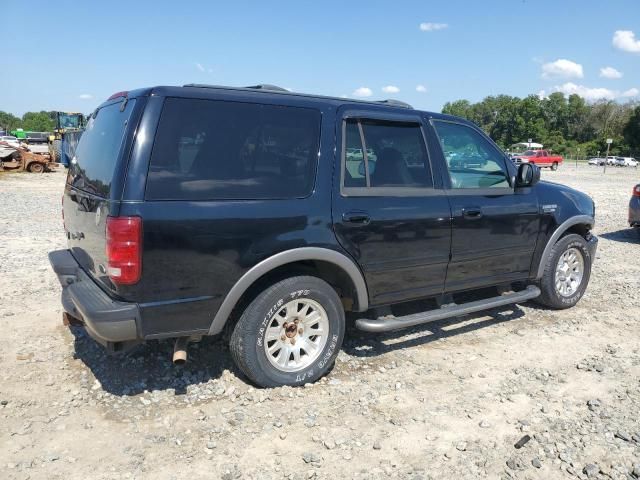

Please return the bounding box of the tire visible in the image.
[550,162,558,171]
[230,276,345,388]
[50,140,62,163]
[534,234,592,309]
[28,162,44,173]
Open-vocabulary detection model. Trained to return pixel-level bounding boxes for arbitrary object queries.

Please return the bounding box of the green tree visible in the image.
[441,92,638,156]
[0,111,22,132]
[21,111,55,132]
[442,100,473,119]
[623,106,640,153]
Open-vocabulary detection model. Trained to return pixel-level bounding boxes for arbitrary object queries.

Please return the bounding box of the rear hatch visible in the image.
[63,97,138,295]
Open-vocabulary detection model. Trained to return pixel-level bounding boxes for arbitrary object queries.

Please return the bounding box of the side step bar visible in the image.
[355,285,541,333]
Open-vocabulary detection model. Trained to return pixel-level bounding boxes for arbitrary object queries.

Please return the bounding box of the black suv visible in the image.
[49,84,597,387]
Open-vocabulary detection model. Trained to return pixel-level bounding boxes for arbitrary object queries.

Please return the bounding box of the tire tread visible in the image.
[230,275,344,388]
[535,234,591,309]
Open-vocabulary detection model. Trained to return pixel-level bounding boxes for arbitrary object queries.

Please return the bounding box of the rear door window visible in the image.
[342,118,433,192]
[67,99,136,197]
[145,98,321,201]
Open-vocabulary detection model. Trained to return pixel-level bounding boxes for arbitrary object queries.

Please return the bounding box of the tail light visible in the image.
[106,216,142,285]
[633,185,640,197]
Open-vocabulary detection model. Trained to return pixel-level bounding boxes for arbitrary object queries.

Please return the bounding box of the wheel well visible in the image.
[225,260,360,334]
[535,218,595,280]
[563,223,591,239]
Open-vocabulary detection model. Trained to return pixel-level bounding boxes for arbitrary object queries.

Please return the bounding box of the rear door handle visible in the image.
[342,211,371,225]
[462,207,483,219]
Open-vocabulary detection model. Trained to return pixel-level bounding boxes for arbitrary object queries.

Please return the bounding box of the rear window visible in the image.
[145,98,321,201]
[67,99,136,197]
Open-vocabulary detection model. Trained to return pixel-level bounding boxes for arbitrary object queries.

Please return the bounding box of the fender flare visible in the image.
[535,215,594,279]
[208,247,369,335]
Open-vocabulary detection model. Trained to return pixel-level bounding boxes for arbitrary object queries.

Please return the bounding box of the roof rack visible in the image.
[182,84,414,109]
[376,99,413,109]
[244,84,289,92]
[183,83,290,93]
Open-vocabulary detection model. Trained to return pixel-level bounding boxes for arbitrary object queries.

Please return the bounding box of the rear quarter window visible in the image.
[145,98,321,201]
[67,99,136,197]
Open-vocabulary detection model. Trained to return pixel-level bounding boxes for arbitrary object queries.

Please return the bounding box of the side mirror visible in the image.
[515,162,540,188]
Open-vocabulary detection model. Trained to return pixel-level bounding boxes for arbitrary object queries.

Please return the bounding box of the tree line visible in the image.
[0,111,56,133]
[442,93,640,158]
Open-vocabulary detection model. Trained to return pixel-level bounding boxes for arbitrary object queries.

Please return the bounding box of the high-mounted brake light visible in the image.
[633,185,640,197]
[106,216,142,285]
[107,91,128,100]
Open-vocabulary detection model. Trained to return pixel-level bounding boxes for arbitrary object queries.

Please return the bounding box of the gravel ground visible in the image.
[0,166,639,480]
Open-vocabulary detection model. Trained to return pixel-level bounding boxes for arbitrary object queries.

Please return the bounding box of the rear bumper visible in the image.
[629,197,640,226]
[48,249,139,347]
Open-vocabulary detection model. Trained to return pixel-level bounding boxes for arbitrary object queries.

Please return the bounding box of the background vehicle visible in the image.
[0,140,17,160]
[48,112,86,166]
[512,149,563,170]
[49,85,597,388]
[0,141,57,173]
[629,184,640,227]
[605,156,618,166]
[615,156,638,167]
[23,132,51,145]
[0,135,21,149]
[10,128,27,139]
[588,157,605,166]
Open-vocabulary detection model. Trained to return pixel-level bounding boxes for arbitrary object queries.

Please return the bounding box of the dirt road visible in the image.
[1,166,638,479]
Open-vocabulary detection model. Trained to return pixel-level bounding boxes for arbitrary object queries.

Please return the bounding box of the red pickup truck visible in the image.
[513,150,563,170]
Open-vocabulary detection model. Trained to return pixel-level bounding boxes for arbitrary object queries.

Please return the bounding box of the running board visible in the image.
[355,285,541,333]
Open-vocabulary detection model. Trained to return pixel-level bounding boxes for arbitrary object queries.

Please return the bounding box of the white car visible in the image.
[0,136,21,149]
[615,156,638,167]
[588,157,605,166]
[605,156,618,166]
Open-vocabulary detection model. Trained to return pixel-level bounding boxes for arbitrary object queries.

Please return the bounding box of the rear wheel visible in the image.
[535,234,592,309]
[28,162,44,173]
[230,276,345,387]
[550,162,558,171]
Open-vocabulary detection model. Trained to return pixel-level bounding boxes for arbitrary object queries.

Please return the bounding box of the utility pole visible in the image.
[575,147,580,170]
[604,139,612,174]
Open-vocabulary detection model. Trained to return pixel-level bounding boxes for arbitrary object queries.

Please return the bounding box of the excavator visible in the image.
[48,112,86,166]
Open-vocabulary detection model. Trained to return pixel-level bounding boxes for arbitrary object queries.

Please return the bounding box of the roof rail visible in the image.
[183,83,290,93]
[376,99,413,109]
[183,83,224,89]
[244,84,289,92]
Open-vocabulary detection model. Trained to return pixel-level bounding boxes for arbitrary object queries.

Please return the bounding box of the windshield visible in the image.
[521,150,536,156]
[58,114,83,129]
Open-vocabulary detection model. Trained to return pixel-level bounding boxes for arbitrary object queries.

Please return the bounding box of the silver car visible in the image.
[615,156,638,167]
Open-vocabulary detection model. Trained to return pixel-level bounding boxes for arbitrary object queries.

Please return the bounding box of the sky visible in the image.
[2,0,639,116]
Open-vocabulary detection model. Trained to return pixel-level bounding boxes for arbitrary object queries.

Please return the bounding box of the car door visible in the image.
[429,119,540,292]
[332,108,452,307]
[538,150,550,167]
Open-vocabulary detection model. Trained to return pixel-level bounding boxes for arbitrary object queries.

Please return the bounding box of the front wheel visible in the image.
[550,162,558,171]
[534,234,592,309]
[49,140,62,163]
[230,276,345,387]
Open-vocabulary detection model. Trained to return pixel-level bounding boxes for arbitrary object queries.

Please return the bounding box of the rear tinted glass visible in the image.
[67,99,136,197]
[145,98,321,201]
